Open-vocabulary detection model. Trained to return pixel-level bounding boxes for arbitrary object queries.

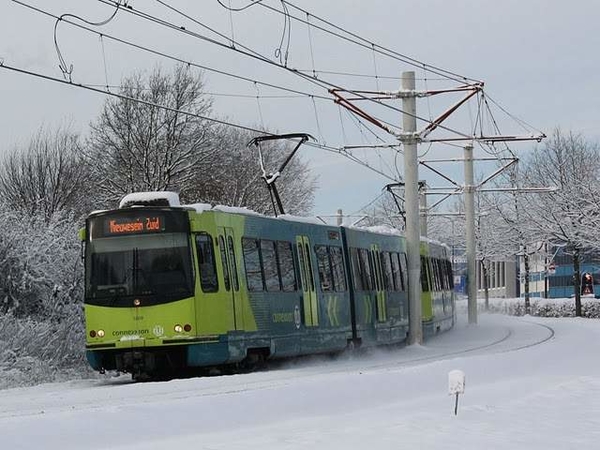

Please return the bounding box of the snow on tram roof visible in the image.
[278,214,325,225]
[354,225,404,236]
[211,205,263,216]
[119,191,181,209]
[195,205,326,225]
[115,192,330,227]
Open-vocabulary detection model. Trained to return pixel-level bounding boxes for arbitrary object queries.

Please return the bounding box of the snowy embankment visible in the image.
[458,295,600,317]
[1,312,600,449]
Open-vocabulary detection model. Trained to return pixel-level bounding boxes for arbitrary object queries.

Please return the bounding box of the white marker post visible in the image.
[448,370,466,415]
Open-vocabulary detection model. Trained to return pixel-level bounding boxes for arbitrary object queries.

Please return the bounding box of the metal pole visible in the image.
[464,144,477,324]
[402,71,422,344]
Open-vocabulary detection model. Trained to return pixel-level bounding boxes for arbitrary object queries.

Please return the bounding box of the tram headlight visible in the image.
[97,329,105,338]
[174,324,183,333]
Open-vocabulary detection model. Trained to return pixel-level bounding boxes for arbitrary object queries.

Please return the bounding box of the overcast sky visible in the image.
[1,0,599,218]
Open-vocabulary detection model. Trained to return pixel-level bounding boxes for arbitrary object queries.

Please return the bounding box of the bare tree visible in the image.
[522,129,600,316]
[86,64,214,207]
[0,126,88,222]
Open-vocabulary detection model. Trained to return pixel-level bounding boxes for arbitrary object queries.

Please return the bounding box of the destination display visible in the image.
[88,209,189,239]
[105,216,164,235]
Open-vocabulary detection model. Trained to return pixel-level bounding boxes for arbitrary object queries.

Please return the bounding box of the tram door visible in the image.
[296,235,319,327]
[218,227,243,330]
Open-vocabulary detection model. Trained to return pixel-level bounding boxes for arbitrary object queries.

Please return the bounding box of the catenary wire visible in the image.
[17,1,526,176]
[215,0,264,13]
[18,0,535,150]
[12,0,333,102]
[54,0,121,80]
[0,61,397,181]
[215,0,475,84]
[256,0,481,84]
[97,0,479,140]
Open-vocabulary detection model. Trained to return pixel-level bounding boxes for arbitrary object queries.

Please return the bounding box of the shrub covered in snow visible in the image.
[456,296,600,318]
[0,209,93,388]
[0,306,94,389]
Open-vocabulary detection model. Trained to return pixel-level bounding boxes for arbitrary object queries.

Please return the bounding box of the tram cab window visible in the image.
[196,233,218,292]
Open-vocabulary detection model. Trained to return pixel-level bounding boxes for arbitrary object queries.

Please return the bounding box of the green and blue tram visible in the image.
[81,192,455,379]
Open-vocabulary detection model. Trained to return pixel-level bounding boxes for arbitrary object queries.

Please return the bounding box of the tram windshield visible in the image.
[85,232,194,306]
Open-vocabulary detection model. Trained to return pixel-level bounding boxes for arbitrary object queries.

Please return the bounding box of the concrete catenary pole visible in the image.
[402,71,423,345]
[464,144,478,324]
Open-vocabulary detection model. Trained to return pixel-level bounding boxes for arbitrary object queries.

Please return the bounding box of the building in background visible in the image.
[451,251,518,299]
[522,246,600,298]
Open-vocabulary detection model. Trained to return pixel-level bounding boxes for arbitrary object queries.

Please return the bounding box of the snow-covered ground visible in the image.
[2,312,599,449]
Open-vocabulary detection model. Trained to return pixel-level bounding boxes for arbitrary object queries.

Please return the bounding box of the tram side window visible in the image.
[446,260,454,289]
[330,246,347,292]
[243,238,263,291]
[315,245,333,291]
[442,259,451,289]
[277,241,296,292]
[227,236,239,291]
[304,243,316,292]
[360,248,374,291]
[350,248,363,291]
[438,259,446,289]
[196,233,218,293]
[441,259,448,289]
[381,252,394,291]
[428,258,435,291]
[432,259,441,290]
[218,236,231,291]
[370,251,382,292]
[261,240,281,292]
[399,253,408,290]
[420,256,430,292]
[391,252,404,291]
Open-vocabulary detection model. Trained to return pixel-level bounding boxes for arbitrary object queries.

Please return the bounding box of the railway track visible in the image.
[325,315,556,373]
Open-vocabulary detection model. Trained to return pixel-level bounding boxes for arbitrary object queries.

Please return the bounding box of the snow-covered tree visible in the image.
[86,64,214,207]
[0,207,82,317]
[478,160,548,313]
[522,129,600,316]
[0,126,89,222]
